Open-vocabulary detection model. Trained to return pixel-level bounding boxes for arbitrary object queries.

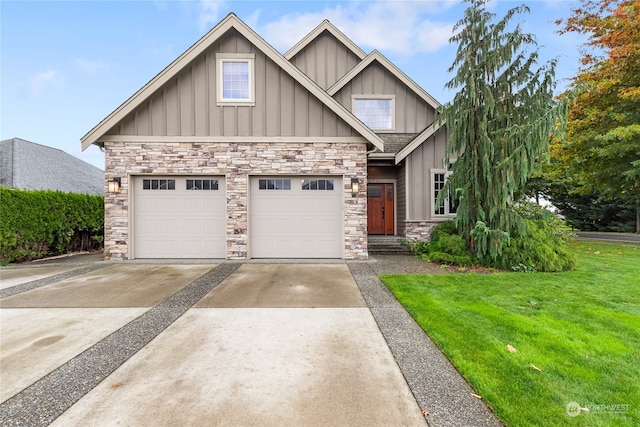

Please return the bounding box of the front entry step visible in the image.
[368,236,413,255]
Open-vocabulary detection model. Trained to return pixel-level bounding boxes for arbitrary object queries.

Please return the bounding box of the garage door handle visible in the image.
[382,206,385,219]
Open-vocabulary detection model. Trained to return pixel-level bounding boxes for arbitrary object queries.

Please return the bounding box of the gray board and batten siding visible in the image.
[287,29,365,91]
[106,30,359,140]
[332,61,434,135]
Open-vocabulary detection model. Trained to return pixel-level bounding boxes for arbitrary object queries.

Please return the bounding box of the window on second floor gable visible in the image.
[216,53,255,105]
[352,96,395,131]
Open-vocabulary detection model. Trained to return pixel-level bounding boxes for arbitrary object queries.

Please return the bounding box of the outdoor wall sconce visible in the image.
[351,178,359,197]
[108,177,121,193]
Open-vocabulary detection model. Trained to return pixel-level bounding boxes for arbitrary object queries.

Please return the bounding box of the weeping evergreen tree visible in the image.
[438,0,568,259]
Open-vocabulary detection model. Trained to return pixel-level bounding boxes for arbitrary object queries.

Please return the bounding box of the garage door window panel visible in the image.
[187,179,219,190]
[302,179,334,190]
[143,179,175,190]
[259,179,291,190]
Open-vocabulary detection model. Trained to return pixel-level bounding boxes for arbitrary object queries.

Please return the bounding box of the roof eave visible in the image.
[284,20,367,61]
[327,50,441,111]
[82,13,383,152]
[81,13,242,150]
[395,121,445,164]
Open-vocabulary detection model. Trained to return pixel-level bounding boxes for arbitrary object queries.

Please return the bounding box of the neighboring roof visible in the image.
[284,20,367,61]
[0,138,104,195]
[81,13,383,151]
[327,50,441,110]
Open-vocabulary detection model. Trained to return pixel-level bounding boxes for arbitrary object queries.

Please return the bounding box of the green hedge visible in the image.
[0,188,104,263]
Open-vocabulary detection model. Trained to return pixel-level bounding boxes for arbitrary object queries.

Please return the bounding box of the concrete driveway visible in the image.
[0,261,428,426]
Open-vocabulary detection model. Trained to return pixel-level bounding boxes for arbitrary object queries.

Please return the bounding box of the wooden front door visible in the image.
[367,183,394,235]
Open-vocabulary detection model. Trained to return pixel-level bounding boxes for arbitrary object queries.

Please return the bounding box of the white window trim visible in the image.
[431,168,456,218]
[216,53,256,106]
[351,95,395,132]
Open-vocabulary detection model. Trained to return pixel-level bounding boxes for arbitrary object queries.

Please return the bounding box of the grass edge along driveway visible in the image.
[382,241,640,427]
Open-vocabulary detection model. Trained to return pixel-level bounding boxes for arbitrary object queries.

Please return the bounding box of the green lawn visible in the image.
[381,241,640,427]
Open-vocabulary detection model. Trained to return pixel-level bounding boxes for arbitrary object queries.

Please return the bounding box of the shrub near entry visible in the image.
[406,221,476,267]
[407,202,576,272]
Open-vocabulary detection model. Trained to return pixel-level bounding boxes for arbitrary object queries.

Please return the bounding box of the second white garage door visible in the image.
[133,176,226,258]
[250,176,343,258]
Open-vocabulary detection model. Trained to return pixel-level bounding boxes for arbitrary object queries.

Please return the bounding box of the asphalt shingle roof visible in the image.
[378,133,419,154]
[0,138,104,195]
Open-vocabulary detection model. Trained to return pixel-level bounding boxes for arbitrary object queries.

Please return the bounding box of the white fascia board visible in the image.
[367,152,396,159]
[81,14,240,151]
[284,20,366,61]
[99,135,369,144]
[83,14,383,152]
[395,122,445,164]
[237,22,383,151]
[327,51,441,111]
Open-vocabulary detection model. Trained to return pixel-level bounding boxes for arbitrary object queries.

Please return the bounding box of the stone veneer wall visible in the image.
[104,141,367,260]
[403,220,438,242]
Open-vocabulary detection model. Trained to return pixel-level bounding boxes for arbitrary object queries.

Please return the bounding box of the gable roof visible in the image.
[1,138,104,195]
[287,21,447,161]
[81,13,383,151]
[394,121,445,164]
[285,20,366,62]
[327,50,441,110]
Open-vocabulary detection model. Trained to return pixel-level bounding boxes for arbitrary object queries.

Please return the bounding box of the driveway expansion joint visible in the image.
[0,264,109,299]
[0,262,239,427]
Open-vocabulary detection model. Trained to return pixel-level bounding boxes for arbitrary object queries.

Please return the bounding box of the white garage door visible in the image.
[133,176,226,258]
[250,176,343,258]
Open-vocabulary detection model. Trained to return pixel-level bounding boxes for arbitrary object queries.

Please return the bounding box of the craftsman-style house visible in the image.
[81,13,451,260]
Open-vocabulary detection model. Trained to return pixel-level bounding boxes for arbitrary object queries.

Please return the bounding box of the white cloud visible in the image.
[75,59,106,75]
[417,20,456,53]
[27,69,62,96]
[198,0,226,32]
[256,0,456,55]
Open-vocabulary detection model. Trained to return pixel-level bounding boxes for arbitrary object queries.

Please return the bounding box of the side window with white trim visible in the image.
[431,169,457,217]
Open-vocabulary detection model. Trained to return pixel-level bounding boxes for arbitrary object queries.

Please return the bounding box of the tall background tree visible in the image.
[438,0,567,258]
[556,0,640,233]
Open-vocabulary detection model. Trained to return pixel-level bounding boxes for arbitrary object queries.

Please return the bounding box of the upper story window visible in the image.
[216,53,255,105]
[352,96,395,131]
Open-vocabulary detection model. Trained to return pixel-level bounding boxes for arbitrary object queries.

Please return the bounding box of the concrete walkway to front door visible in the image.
[0,261,428,426]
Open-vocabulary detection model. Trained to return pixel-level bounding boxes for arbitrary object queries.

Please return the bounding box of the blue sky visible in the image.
[1,0,586,170]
